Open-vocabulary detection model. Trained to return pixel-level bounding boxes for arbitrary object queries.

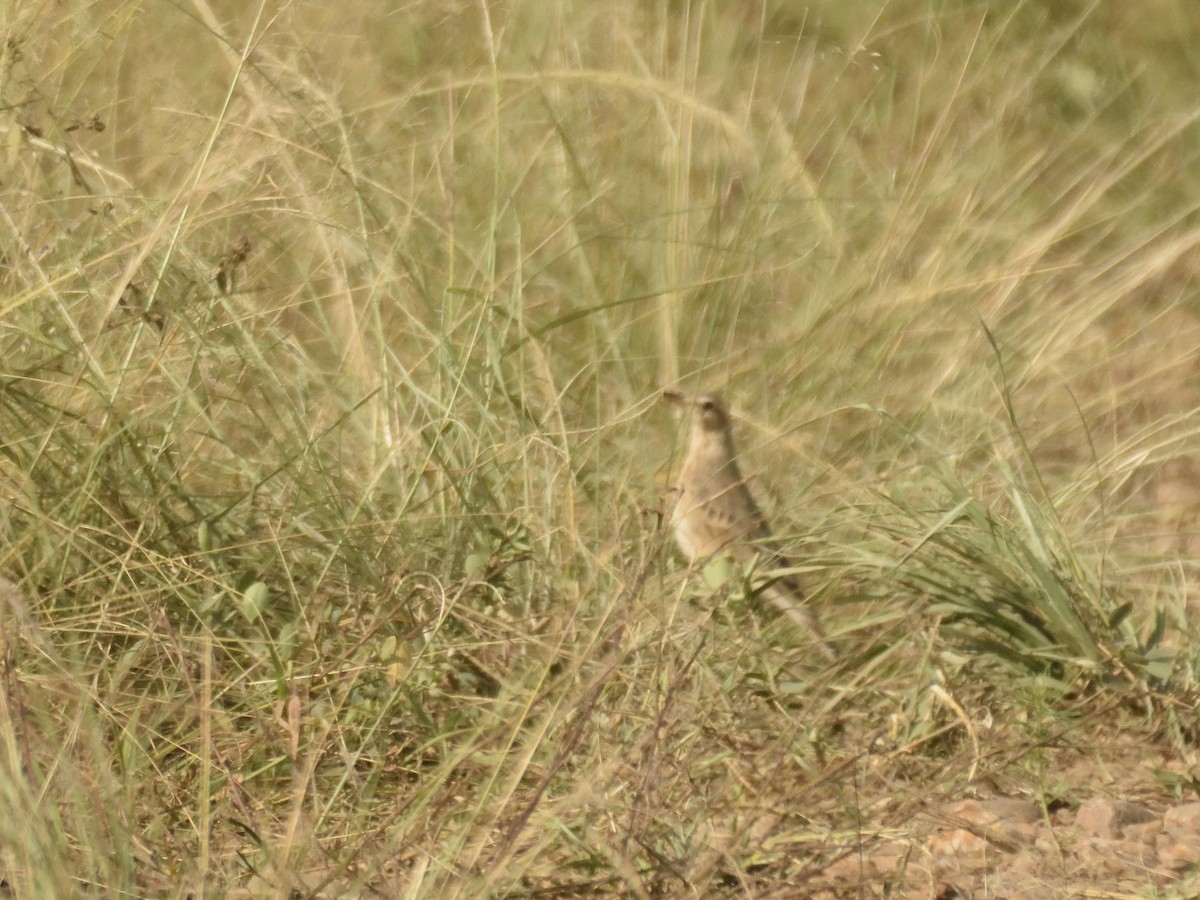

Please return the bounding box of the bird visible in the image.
[663,389,837,660]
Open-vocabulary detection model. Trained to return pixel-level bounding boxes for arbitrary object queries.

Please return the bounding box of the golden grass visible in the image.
[3,0,1200,895]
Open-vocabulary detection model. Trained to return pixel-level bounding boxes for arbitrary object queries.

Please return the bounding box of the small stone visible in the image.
[1123,819,1163,845]
[933,880,968,900]
[1163,801,1200,840]
[929,828,992,870]
[1075,797,1157,839]
[940,799,1040,848]
[822,839,915,881]
[1077,837,1158,876]
[947,798,1041,825]
[1156,836,1200,872]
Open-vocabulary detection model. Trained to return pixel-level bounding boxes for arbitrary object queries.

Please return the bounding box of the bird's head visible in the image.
[663,389,731,434]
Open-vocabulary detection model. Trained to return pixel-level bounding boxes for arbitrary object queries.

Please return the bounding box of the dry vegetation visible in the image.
[4,0,1200,896]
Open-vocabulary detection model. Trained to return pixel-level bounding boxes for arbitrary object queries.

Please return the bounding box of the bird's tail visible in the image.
[760,580,838,662]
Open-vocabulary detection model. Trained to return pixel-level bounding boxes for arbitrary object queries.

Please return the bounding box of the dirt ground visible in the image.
[800,721,1200,898]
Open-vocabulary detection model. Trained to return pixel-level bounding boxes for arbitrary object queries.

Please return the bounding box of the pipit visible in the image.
[664,389,836,660]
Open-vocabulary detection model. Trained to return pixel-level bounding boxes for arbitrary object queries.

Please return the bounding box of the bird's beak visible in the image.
[662,388,684,405]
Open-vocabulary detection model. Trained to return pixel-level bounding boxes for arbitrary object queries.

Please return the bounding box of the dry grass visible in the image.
[3,0,1200,896]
